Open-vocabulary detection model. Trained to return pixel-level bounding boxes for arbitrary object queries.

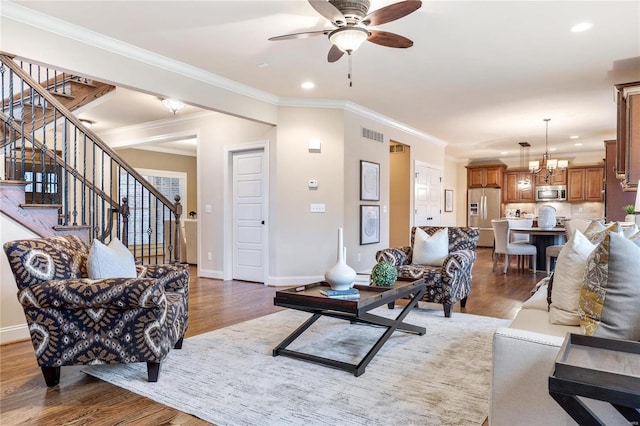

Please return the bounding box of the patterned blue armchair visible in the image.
[375,226,479,317]
[3,235,189,386]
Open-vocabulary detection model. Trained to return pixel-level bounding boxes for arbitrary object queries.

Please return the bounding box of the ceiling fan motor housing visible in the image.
[330,0,370,24]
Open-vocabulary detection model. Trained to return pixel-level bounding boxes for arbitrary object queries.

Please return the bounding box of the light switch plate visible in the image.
[310,203,325,213]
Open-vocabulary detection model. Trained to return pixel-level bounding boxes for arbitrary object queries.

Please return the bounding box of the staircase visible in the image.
[1,53,183,264]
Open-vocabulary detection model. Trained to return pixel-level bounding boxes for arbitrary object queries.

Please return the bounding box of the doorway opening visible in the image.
[389,141,411,247]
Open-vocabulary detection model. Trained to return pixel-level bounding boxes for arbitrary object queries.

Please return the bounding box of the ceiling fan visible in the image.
[268,0,422,64]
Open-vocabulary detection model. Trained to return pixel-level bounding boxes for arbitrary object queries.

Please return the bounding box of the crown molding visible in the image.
[1,2,279,105]
[279,97,447,146]
[98,110,215,137]
[3,2,449,148]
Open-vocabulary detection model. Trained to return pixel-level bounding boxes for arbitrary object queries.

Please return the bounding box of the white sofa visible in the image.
[489,279,628,426]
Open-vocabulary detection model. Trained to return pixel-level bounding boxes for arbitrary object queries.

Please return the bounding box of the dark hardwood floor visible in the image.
[0,247,540,425]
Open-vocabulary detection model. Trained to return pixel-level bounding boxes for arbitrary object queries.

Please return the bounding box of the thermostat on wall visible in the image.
[308,179,318,188]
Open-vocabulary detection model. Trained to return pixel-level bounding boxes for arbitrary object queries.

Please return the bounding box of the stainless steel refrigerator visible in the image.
[468,188,501,247]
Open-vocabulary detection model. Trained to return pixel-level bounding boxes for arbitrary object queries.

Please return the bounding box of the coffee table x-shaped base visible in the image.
[273,286,426,377]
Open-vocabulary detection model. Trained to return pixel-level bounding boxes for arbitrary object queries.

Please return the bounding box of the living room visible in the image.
[1,1,639,425]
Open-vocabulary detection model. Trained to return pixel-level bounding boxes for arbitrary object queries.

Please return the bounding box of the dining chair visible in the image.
[508,218,534,269]
[492,219,537,274]
[545,218,591,275]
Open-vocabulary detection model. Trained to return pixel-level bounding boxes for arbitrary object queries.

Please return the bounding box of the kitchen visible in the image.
[466,163,606,247]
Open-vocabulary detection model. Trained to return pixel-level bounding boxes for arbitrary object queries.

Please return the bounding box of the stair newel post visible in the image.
[120,196,130,247]
[173,195,182,264]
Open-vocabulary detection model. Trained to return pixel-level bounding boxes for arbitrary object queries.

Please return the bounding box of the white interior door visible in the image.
[232,150,265,282]
[414,163,442,226]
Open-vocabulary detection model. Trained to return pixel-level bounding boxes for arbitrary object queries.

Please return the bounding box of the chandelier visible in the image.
[529,118,568,184]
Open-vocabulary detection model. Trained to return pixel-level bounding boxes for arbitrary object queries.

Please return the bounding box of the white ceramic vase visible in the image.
[538,205,556,229]
[324,228,356,291]
[625,214,636,223]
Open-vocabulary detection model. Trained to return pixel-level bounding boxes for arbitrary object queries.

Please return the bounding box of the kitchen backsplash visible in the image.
[504,202,604,220]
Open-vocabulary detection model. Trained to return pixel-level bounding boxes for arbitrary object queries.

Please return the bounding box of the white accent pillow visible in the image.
[549,230,596,325]
[412,228,449,266]
[87,238,137,279]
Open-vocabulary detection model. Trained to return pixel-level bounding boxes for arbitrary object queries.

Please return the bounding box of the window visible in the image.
[119,168,186,247]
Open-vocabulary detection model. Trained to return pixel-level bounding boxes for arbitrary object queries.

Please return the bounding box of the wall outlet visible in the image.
[207,252,212,261]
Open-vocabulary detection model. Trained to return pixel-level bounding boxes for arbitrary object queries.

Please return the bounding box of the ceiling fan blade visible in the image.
[268,30,330,41]
[328,44,345,63]
[367,30,413,48]
[362,1,422,27]
[308,0,346,25]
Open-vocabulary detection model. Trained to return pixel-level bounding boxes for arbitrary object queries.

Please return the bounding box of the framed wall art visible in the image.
[444,189,454,212]
[360,205,380,245]
[360,160,380,201]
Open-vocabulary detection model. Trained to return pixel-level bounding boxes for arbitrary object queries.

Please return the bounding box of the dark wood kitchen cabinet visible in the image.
[467,165,505,188]
[615,81,640,191]
[504,170,535,203]
[567,166,604,202]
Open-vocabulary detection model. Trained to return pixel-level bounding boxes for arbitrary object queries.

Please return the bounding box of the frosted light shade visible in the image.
[529,160,539,171]
[329,27,369,52]
[547,159,558,170]
[558,160,569,168]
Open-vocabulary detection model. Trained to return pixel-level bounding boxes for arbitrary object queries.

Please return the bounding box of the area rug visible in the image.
[82,307,510,426]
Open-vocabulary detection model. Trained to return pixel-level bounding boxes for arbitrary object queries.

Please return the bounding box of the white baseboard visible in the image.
[0,323,29,345]
[266,275,323,287]
[198,268,224,280]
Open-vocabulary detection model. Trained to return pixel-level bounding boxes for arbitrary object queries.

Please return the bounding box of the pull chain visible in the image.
[348,52,353,87]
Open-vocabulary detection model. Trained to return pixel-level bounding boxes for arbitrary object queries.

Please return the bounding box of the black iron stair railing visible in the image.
[1,53,183,264]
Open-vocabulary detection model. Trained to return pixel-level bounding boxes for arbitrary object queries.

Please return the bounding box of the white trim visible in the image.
[3,2,451,150]
[279,98,447,146]
[124,145,196,158]
[98,111,216,138]
[2,2,280,106]
[223,141,270,283]
[198,268,225,280]
[0,323,30,345]
[265,275,325,287]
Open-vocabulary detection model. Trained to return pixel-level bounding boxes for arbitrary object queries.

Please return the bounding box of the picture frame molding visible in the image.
[444,189,454,212]
[360,160,380,201]
[360,204,380,245]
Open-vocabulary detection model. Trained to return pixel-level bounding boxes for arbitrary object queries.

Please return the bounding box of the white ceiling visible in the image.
[10,0,640,162]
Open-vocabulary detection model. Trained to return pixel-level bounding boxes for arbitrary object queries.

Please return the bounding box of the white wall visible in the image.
[0,215,36,344]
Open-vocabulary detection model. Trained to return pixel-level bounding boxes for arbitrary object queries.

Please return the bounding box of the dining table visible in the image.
[510,227,566,271]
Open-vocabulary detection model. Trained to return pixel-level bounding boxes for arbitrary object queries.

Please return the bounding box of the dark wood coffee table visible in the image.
[272,278,426,376]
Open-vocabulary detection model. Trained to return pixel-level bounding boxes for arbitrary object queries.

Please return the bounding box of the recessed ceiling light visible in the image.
[569,135,579,139]
[301,81,315,89]
[574,142,583,146]
[571,22,593,32]
[257,63,269,68]
[549,147,557,152]
[500,151,508,155]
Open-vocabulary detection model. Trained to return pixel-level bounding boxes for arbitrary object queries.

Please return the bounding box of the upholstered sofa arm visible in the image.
[18,277,166,309]
[375,246,411,267]
[443,249,475,276]
[144,263,190,294]
[489,327,567,426]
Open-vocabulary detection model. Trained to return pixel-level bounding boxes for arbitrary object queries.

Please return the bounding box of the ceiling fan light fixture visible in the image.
[329,26,369,53]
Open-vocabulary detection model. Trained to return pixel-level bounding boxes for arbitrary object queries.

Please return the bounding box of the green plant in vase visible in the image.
[371,261,398,287]
[623,205,636,222]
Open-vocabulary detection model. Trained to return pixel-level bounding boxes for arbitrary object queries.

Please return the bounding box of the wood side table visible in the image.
[549,333,640,425]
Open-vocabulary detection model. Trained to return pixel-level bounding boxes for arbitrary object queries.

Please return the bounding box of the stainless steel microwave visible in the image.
[535,185,567,201]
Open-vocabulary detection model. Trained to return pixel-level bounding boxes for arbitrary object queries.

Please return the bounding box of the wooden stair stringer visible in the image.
[0,181,89,241]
